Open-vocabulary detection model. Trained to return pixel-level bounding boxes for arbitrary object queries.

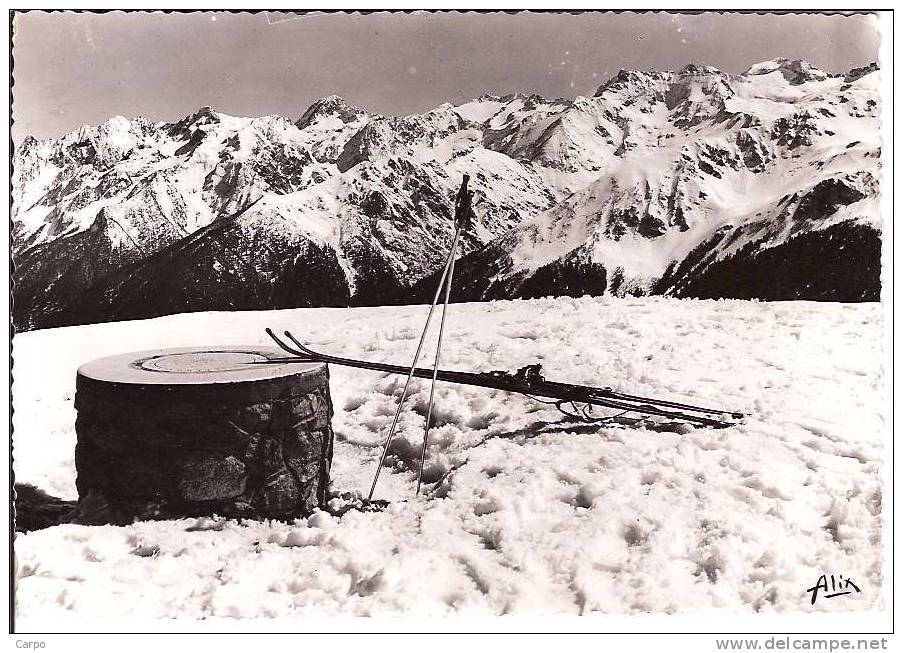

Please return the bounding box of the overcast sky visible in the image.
[12,11,881,142]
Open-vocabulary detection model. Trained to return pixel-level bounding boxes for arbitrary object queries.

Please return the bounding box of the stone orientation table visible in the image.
[72,346,334,525]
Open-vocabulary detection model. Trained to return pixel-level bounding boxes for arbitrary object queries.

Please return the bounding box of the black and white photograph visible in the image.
[8,6,893,640]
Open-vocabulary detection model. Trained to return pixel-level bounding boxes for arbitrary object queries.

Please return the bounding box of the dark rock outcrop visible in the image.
[667,220,881,302]
[13,484,78,532]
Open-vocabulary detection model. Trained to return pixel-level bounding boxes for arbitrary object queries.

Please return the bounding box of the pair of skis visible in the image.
[266,331,744,432]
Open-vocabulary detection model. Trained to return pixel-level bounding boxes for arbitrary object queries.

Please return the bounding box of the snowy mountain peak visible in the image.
[677,63,723,76]
[594,68,672,97]
[744,58,829,84]
[664,66,735,128]
[297,95,367,129]
[845,62,879,83]
[181,105,223,126]
[16,134,40,156]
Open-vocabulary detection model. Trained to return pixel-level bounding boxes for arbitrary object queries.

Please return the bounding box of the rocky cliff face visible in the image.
[12,58,882,329]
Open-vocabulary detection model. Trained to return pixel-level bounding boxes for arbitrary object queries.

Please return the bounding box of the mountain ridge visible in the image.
[12,59,882,330]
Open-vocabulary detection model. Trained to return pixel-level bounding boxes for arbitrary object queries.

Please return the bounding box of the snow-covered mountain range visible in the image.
[12,58,882,329]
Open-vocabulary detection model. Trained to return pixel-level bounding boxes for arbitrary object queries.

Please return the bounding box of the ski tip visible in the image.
[284,331,312,355]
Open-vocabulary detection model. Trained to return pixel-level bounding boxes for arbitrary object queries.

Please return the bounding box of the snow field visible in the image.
[13,297,884,618]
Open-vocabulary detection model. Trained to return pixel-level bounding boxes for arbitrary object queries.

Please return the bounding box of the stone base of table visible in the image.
[71,347,334,525]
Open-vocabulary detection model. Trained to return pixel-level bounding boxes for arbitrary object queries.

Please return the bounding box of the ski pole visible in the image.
[416,233,458,495]
[415,177,474,494]
[368,222,464,500]
[369,175,473,500]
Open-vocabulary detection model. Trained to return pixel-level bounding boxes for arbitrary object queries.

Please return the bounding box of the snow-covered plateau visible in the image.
[13,297,885,619]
